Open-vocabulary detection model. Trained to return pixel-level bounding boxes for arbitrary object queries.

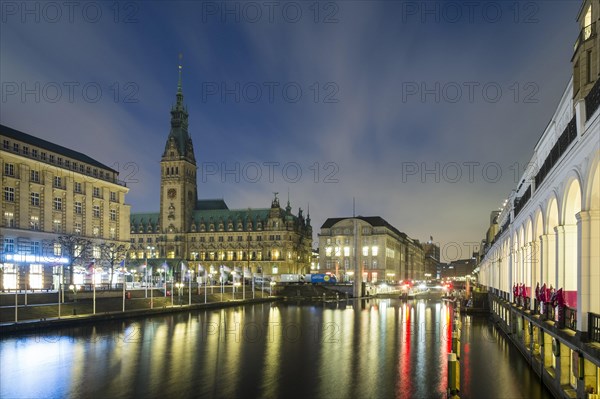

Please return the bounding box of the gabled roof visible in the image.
[321,216,409,240]
[1,124,117,173]
[196,199,229,210]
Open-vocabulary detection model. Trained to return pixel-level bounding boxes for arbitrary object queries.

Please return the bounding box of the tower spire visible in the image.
[176,53,184,106]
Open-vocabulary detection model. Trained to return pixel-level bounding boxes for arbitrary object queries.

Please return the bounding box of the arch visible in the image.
[544,196,559,287]
[584,154,600,211]
[562,174,583,225]
[560,176,582,307]
[546,194,560,233]
[533,208,544,287]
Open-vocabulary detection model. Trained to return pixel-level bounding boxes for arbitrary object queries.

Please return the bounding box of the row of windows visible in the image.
[326,237,379,245]
[3,181,118,203]
[3,239,111,259]
[325,246,380,257]
[3,211,118,238]
[2,140,114,181]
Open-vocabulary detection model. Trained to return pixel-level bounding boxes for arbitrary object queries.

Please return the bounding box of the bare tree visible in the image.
[57,235,93,285]
[100,243,129,287]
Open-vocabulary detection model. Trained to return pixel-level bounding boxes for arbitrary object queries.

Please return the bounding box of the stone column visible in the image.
[577,210,600,332]
[554,225,564,290]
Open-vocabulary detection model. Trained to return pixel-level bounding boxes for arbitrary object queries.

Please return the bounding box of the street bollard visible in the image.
[447,352,460,396]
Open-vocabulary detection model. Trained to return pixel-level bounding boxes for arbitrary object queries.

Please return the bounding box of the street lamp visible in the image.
[233,281,241,300]
[189,269,194,306]
[175,282,183,305]
[269,281,276,296]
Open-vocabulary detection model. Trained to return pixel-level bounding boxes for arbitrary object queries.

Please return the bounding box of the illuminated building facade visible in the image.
[0,124,131,289]
[318,216,424,283]
[129,66,312,277]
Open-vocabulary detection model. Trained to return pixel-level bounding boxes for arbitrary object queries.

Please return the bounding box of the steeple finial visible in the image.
[177,53,183,93]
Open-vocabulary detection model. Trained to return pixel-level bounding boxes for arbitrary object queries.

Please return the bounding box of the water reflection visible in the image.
[1,299,551,399]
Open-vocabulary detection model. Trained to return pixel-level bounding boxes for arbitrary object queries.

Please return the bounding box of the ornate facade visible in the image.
[129,66,312,277]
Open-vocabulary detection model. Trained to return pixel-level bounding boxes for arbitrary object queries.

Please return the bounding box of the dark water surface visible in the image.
[0,299,552,399]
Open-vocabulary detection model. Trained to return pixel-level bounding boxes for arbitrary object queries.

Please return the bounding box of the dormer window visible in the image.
[584,5,593,40]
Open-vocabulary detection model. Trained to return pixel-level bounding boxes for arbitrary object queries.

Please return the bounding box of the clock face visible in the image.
[168,188,176,199]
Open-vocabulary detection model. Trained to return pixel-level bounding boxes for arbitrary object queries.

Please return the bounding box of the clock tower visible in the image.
[159,61,198,234]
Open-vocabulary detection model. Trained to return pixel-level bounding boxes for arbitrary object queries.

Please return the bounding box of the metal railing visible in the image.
[586,78,600,121]
[564,307,577,331]
[589,312,600,343]
[574,22,597,53]
[534,116,577,190]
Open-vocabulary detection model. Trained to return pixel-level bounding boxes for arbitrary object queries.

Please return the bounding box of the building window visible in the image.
[29,264,43,289]
[93,187,101,197]
[31,241,40,255]
[4,163,15,176]
[93,245,101,258]
[2,264,17,290]
[32,149,38,158]
[93,205,100,218]
[30,192,40,206]
[4,187,15,202]
[2,140,8,149]
[54,176,62,188]
[92,226,100,237]
[74,202,82,214]
[587,50,593,84]
[227,236,233,242]
[3,238,15,253]
[4,212,15,227]
[79,164,85,173]
[13,143,19,152]
[30,215,40,230]
[53,197,62,211]
[49,154,55,163]
[372,246,379,256]
[109,227,116,239]
[110,191,117,202]
[30,170,39,182]
[74,182,82,193]
[218,236,224,242]
[53,219,62,233]
[22,146,29,155]
[362,246,369,256]
[110,209,117,221]
[344,246,350,257]
[237,236,243,242]
[57,157,63,166]
[41,152,47,161]
[74,222,82,235]
[65,160,70,168]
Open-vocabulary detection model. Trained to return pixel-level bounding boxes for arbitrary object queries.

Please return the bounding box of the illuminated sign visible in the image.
[3,254,70,264]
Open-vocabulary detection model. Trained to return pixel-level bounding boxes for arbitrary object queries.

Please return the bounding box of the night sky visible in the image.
[1,1,581,261]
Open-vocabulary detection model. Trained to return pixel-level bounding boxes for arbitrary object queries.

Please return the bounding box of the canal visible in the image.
[0,299,552,398]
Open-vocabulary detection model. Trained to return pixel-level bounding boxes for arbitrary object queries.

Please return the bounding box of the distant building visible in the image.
[440,258,477,280]
[422,238,440,280]
[1,124,131,289]
[318,216,424,283]
[128,65,312,278]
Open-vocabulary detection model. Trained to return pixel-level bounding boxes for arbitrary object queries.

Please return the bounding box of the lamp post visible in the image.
[189,269,193,306]
[163,267,167,298]
[58,265,63,319]
[205,272,209,304]
[234,281,241,300]
[93,265,97,315]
